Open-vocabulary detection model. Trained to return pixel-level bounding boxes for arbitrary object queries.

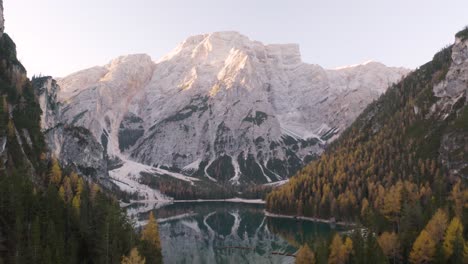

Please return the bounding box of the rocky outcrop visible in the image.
[33,77,60,130]
[34,77,111,184]
[433,32,468,178]
[44,124,109,181]
[434,36,468,102]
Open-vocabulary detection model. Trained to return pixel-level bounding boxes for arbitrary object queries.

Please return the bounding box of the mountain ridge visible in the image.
[36,31,409,200]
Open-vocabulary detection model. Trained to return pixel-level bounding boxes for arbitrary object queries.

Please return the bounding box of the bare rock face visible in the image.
[37,32,409,196]
[434,34,468,178]
[33,77,60,130]
[434,37,468,101]
[34,77,111,186]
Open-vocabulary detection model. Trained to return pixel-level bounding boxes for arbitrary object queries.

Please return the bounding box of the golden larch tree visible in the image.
[425,209,448,242]
[378,232,399,262]
[49,158,62,185]
[295,244,315,264]
[141,212,161,251]
[121,248,145,264]
[409,230,436,264]
[328,234,352,264]
[443,217,464,260]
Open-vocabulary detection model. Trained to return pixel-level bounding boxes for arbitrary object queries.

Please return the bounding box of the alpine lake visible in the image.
[127,201,347,264]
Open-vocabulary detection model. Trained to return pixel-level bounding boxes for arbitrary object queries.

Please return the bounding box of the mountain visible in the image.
[37,31,408,200]
[266,28,468,262]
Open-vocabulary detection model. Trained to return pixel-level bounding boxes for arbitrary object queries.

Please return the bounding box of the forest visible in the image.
[269,28,468,263]
[0,33,162,264]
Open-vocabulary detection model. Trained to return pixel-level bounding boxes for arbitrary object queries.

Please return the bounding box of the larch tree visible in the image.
[49,158,62,185]
[296,244,316,264]
[141,212,161,250]
[443,217,465,261]
[409,230,436,264]
[344,237,353,257]
[378,232,399,263]
[425,209,448,242]
[328,234,352,264]
[449,181,468,218]
[381,183,402,224]
[58,186,65,201]
[72,194,81,213]
[140,211,162,263]
[121,248,145,264]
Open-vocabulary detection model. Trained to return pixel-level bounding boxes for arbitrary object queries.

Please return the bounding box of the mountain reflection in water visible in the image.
[130,202,344,264]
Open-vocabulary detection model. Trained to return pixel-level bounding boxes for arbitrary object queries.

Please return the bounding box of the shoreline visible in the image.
[125,197,266,206]
[264,211,356,227]
[125,199,355,227]
[173,198,266,204]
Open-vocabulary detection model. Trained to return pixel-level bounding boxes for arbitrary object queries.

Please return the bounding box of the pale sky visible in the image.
[5,0,468,77]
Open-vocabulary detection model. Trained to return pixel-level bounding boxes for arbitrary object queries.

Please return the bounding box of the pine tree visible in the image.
[31,217,41,263]
[296,244,315,264]
[62,176,72,202]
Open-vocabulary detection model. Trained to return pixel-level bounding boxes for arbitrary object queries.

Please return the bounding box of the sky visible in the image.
[5,0,468,77]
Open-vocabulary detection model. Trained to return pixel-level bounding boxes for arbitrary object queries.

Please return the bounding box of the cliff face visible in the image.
[433,32,468,178]
[34,76,115,189]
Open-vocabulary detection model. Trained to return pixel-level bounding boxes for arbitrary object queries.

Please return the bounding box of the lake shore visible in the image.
[264,211,356,227]
[173,198,266,204]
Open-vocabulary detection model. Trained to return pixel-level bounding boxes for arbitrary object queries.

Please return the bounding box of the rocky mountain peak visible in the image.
[158,31,302,67]
[36,31,409,199]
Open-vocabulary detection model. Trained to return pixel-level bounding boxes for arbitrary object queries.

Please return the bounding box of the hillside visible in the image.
[0,4,162,264]
[266,28,468,262]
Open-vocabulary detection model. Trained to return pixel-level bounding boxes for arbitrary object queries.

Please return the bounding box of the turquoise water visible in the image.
[135,202,343,264]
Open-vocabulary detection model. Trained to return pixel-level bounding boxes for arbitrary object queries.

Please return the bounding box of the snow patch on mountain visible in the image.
[37,31,409,199]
